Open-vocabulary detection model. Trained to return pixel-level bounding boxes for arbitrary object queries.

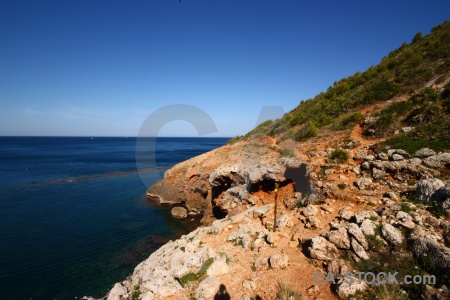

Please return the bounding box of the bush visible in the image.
[279,148,295,157]
[293,121,318,141]
[328,149,349,164]
[333,112,365,130]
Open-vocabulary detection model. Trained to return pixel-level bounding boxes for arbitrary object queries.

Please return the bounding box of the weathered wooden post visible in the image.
[274,182,278,232]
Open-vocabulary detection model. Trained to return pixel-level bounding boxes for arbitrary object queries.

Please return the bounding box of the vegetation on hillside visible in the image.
[228,20,450,151]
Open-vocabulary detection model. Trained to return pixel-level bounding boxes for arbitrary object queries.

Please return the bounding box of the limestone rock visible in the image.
[347,223,368,250]
[336,276,368,299]
[307,216,321,228]
[354,176,373,190]
[269,253,289,269]
[381,224,404,245]
[351,238,369,260]
[360,219,377,236]
[392,153,404,161]
[266,232,280,245]
[107,283,128,300]
[276,214,293,228]
[423,153,450,168]
[207,257,230,277]
[303,204,318,217]
[354,210,379,224]
[411,237,450,269]
[196,277,220,299]
[308,236,340,261]
[417,178,445,203]
[396,211,415,229]
[328,228,351,249]
[377,152,389,161]
[253,204,272,218]
[327,259,350,278]
[340,207,354,221]
[372,168,386,180]
[171,206,188,219]
[415,148,437,158]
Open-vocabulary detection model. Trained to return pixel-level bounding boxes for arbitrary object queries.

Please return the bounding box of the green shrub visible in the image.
[276,283,305,300]
[293,121,318,141]
[337,183,346,189]
[279,148,295,157]
[333,112,365,130]
[131,289,141,299]
[328,149,349,164]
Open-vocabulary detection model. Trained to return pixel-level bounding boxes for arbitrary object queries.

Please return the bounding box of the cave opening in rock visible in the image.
[212,206,228,219]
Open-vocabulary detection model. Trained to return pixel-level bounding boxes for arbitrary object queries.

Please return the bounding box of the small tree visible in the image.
[412,32,422,44]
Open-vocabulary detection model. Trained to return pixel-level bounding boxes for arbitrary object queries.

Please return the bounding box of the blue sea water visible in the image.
[0,136,229,300]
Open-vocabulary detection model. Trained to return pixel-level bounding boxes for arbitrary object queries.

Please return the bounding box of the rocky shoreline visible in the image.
[82,131,450,299]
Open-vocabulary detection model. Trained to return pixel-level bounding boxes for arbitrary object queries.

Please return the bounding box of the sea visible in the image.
[0,136,229,300]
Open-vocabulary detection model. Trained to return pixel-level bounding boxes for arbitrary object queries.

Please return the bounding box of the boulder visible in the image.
[336,276,368,299]
[351,238,369,260]
[354,176,373,190]
[347,223,368,250]
[423,153,450,168]
[392,154,404,161]
[381,224,404,245]
[360,219,377,236]
[269,253,289,269]
[303,204,318,217]
[396,211,415,229]
[327,259,350,278]
[196,277,221,299]
[411,237,450,269]
[354,210,379,224]
[328,228,351,249]
[377,152,389,161]
[171,206,188,219]
[307,216,322,228]
[372,168,386,180]
[308,236,340,261]
[415,148,437,158]
[417,178,445,203]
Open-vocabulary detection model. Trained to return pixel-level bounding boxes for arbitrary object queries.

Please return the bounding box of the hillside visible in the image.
[89,21,450,300]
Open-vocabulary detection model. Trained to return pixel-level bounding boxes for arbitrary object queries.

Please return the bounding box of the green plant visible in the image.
[179,258,215,287]
[293,121,318,141]
[373,284,408,300]
[279,147,295,157]
[338,183,346,189]
[328,149,349,164]
[131,289,141,299]
[276,283,305,300]
[400,202,415,213]
[180,246,185,252]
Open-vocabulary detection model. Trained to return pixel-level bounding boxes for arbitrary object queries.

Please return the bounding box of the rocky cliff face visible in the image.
[146,137,311,222]
[86,88,450,300]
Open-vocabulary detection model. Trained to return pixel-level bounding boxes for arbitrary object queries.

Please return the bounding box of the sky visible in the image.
[0,0,449,137]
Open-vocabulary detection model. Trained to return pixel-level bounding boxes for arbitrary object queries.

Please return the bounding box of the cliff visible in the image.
[85,21,450,300]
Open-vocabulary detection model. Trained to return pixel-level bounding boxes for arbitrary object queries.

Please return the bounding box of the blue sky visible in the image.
[1,0,449,137]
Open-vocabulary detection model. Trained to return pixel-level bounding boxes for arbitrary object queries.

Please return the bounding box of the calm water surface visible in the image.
[0,137,228,300]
